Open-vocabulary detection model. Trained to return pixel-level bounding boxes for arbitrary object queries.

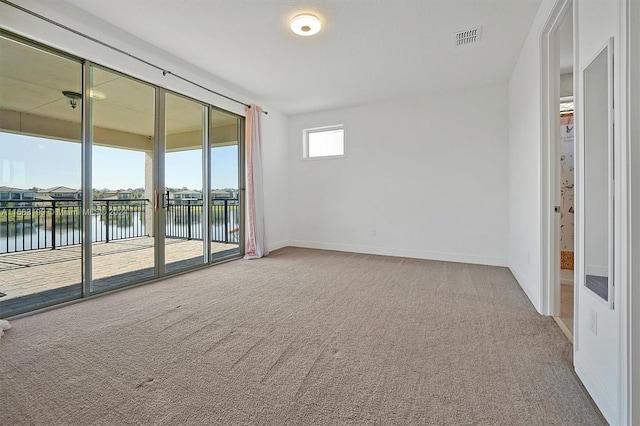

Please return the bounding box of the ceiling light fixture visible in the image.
[62,91,81,109]
[291,14,321,36]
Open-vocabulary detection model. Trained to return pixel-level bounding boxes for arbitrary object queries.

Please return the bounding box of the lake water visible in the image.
[0,211,239,253]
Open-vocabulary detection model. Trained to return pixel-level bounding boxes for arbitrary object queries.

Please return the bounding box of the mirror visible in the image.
[583,38,614,308]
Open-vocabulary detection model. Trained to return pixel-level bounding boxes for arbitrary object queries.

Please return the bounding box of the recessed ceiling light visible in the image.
[291,14,321,36]
[90,90,106,100]
[61,89,107,109]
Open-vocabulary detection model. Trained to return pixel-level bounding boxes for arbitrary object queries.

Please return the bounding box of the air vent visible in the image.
[455,27,482,46]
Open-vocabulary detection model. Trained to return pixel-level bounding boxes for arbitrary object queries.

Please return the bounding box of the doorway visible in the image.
[87,69,243,287]
[556,8,575,338]
[539,0,575,339]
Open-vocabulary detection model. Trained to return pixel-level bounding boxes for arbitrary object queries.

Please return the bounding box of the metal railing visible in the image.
[0,200,82,253]
[0,199,148,254]
[92,199,149,244]
[165,198,239,244]
[211,198,240,243]
[1,197,239,254]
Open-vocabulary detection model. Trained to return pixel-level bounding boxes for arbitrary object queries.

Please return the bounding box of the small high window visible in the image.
[303,125,344,159]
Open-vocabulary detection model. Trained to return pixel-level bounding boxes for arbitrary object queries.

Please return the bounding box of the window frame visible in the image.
[302,124,345,160]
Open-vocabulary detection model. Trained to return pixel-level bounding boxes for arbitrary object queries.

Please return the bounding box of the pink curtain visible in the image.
[244,105,268,259]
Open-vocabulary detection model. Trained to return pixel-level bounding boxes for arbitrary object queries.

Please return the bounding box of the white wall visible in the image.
[507,0,557,312]
[261,110,290,251]
[288,84,509,266]
[0,0,291,253]
[575,1,627,424]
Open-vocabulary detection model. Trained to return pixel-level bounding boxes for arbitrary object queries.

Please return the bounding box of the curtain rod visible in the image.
[1,0,268,115]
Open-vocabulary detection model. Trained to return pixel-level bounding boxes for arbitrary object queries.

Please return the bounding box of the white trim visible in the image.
[619,0,633,422]
[268,240,290,252]
[575,351,619,424]
[607,36,616,312]
[289,240,508,267]
[572,0,582,361]
[539,0,574,318]
[620,0,640,424]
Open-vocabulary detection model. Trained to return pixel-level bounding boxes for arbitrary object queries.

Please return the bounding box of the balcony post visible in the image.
[51,200,56,250]
[144,151,154,237]
[187,200,192,240]
[224,199,229,243]
[105,200,110,243]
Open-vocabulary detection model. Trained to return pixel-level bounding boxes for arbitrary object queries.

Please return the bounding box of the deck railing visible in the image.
[92,199,149,243]
[0,198,239,254]
[165,198,239,244]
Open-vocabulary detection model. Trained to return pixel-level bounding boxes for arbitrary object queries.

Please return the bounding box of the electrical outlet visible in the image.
[590,310,598,335]
[371,229,377,237]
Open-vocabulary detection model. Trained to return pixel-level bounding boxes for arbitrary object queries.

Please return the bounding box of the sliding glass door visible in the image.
[164,93,206,274]
[0,31,244,318]
[210,109,242,260]
[0,35,83,315]
[90,66,156,293]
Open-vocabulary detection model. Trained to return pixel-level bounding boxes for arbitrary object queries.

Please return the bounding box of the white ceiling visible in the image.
[35,0,543,116]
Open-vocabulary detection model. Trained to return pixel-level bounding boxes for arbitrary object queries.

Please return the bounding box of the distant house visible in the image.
[101,190,134,204]
[211,189,232,199]
[37,186,81,202]
[172,190,202,205]
[0,186,37,206]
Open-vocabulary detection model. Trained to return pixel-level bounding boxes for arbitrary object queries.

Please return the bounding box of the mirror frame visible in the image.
[582,37,615,309]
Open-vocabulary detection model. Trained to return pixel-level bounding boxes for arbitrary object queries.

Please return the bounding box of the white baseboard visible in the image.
[268,240,289,252]
[288,240,508,267]
[574,350,618,425]
[508,262,542,313]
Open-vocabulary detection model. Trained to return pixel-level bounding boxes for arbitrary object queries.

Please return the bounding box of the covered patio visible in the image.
[0,237,239,316]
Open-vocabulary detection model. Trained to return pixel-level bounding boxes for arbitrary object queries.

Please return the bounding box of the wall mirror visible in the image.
[583,38,614,308]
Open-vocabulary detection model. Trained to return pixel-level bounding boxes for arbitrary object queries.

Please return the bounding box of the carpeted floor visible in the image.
[0,247,605,425]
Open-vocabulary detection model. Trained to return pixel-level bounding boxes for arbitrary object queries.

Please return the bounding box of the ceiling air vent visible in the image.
[455,27,482,46]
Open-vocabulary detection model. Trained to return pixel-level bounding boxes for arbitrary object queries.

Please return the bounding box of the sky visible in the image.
[0,132,239,190]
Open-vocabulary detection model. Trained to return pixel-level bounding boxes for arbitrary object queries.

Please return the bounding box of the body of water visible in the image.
[0,211,239,253]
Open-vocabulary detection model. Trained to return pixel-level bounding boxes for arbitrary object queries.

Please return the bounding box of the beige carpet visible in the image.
[0,247,604,425]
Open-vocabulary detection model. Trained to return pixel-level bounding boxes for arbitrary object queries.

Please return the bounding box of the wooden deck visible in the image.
[0,237,239,316]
